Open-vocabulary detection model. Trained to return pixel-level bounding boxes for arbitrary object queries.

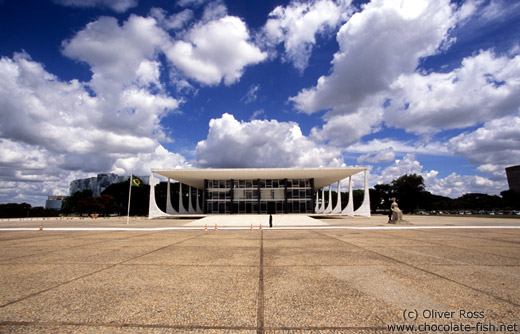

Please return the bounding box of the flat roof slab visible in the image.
[152,167,366,189]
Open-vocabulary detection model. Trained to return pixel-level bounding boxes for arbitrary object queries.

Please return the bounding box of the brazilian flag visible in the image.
[131,175,143,187]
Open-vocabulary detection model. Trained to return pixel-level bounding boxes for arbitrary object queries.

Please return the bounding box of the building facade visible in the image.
[45,195,68,211]
[506,165,520,192]
[148,168,370,218]
[205,178,314,214]
[70,173,149,197]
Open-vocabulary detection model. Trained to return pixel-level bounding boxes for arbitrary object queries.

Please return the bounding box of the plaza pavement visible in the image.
[0,215,519,333]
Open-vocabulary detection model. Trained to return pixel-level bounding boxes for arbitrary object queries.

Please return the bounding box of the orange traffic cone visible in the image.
[215,224,218,231]
[39,223,43,231]
[259,224,262,231]
[204,224,207,231]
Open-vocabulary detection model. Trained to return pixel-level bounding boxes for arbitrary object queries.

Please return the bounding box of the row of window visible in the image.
[205,188,313,200]
[206,179,312,189]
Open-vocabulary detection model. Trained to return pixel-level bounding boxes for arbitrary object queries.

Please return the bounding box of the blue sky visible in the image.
[0,0,519,205]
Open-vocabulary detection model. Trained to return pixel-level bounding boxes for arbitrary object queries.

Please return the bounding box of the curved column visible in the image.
[178,182,188,214]
[324,185,333,214]
[166,178,178,215]
[332,180,342,214]
[342,176,354,217]
[354,169,371,217]
[148,173,171,219]
[188,186,196,213]
[195,189,203,213]
[318,188,326,213]
[314,190,320,213]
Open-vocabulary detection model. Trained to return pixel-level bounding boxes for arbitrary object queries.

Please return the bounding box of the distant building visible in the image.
[506,165,520,192]
[70,173,148,197]
[45,195,68,211]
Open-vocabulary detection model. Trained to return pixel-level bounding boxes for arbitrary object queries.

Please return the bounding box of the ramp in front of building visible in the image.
[184,214,328,227]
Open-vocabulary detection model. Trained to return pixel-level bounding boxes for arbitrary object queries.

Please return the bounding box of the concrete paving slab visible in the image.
[263,266,398,328]
[423,265,520,306]
[0,263,107,306]
[1,246,161,265]
[466,246,520,258]
[0,265,259,328]
[366,245,520,266]
[0,246,56,262]
[127,246,259,266]
[264,246,388,266]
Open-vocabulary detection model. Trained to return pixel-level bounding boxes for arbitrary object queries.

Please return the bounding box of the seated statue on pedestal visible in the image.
[389,199,403,223]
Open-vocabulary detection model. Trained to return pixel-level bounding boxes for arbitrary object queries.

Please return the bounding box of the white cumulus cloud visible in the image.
[448,116,520,181]
[164,16,267,85]
[53,0,138,13]
[373,154,507,198]
[385,50,520,135]
[262,0,350,71]
[358,148,396,164]
[195,113,343,168]
[291,0,460,115]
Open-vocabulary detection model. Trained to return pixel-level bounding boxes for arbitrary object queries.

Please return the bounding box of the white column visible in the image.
[332,180,342,214]
[166,178,178,214]
[318,188,326,213]
[342,176,354,216]
[324,185,333,214]
[196,189,203,213]
[188,186,196,213]
[354,169,371,217]
[148,173,171,219]
[314,190,320,213]
[178,182,188,214]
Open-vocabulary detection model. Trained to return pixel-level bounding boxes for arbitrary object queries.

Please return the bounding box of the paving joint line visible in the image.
[257,229,265,334]
[0,233,204,309]
[315,230,520,308]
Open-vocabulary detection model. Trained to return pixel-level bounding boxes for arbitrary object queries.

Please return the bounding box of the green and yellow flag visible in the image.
[131,175,143,187]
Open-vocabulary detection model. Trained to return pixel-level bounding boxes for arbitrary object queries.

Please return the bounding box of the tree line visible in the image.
[0,203,58,219]
[369,174,519,213]
[2,174,518,218]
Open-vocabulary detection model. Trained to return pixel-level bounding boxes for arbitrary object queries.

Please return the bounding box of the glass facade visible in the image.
[204,178,314,214]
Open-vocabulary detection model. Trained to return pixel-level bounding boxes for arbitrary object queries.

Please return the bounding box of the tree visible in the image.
[101,181,150,216]
[62,189,94,215]
[0,203,31,218]
[391,174,425,213]
[94,195,115,216]
[371,183,394,211]
[501,190,520,210]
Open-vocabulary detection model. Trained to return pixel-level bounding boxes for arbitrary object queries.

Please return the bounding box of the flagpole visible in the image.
[126,174,132,225]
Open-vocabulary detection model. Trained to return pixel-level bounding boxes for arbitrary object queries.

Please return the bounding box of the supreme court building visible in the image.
[148,167,370,218]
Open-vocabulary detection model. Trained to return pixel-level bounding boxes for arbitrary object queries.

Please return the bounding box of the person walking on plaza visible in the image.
[269,214,273,228]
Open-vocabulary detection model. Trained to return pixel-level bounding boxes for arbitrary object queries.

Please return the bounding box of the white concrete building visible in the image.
[148,167,370,218]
